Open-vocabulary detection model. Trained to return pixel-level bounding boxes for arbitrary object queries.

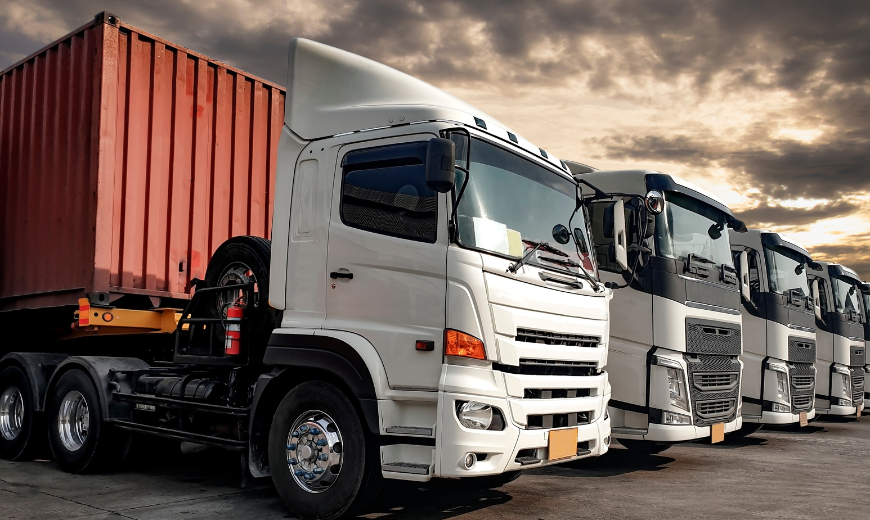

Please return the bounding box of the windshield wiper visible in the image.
[507,239,551,274]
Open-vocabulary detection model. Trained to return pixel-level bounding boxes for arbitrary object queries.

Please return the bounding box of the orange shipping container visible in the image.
[0,12,285,312]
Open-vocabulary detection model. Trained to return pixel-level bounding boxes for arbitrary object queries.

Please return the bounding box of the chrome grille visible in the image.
[524,388,592,399]
[695,399,736,419]
[692,373,739,392]
[852,371,864,405]
[686,319,742,356]
[516,328,599,348]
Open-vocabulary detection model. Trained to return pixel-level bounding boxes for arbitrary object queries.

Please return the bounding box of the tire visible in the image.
[618,439,672,455]
[269,382,383,520]
[203,236,276,352]
[0,366,39,460]
[467,470,524,488]
[47,369,131,473]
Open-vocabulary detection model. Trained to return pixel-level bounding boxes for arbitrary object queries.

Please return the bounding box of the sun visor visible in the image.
[829,263,862,282]
[644,173,732,216]
[761,232,812,261]
[285,38,493,140]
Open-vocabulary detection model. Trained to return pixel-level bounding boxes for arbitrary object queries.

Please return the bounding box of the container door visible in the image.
[324,135,448,391]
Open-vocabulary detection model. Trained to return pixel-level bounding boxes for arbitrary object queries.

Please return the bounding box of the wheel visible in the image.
[618,439,672,455]
[0,366,39,460]
[204,236,276,352]
[47,369,130,473]
[269,382,382,520]
[467,470,524,488]
[730,422,763,438]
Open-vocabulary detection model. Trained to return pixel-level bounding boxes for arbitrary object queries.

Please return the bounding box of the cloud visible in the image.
[735,201,861,228]
[809,237,870,281]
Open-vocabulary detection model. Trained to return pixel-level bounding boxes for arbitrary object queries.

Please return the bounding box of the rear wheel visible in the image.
[47,369,130,473]
[0,366,38,460]
[618,439,672,455]
[269,382,382,520]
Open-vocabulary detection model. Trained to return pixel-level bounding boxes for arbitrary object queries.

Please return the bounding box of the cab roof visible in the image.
[285,38,568,173]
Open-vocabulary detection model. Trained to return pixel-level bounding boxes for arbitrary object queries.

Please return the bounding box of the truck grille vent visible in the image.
[791,375,814,390]
[692,373,739,392]
[685,319,741,356]
[515,328,599,348]
[527,411,591,429]
[852,371,864,405]
[792,394,813,410]
[524,388,592,399]
[494,360,598,377]
[851,346,866,367]
[685,354,741,425]
[788,337,816,363]
[695,399,736,419]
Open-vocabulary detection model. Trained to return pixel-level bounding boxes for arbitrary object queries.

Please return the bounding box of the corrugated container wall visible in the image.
[0,13,285,312]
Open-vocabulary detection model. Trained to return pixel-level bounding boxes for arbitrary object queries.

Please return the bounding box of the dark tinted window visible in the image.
[340,142,437,242]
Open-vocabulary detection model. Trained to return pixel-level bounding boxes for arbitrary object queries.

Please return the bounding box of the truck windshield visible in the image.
[763,245,810,297]
[452,136,596,274]
[654,191,734,267]
[830,275,861,316]
[862,290,870,322]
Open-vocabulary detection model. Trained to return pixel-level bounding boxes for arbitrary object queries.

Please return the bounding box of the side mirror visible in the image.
[605,200,629,271]
[738,251,751,302]
[425,138,456,193]
[811,279,823,321]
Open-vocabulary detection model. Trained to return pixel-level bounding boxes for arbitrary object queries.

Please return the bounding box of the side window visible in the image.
[340,141,437,243]
[747,249,761,297]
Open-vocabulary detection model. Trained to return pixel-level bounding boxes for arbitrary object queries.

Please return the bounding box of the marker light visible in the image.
[445,330,486,360]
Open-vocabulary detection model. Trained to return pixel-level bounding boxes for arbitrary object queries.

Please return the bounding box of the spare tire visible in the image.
[203,236,277,359]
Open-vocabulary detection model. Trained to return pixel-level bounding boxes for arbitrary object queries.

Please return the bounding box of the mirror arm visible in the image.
[448,165,470,242]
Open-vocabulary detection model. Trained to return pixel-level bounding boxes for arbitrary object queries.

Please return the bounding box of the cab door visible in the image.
[323,135,448,390]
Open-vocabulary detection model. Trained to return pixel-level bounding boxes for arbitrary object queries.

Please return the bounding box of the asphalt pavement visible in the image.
[2,414,868,520]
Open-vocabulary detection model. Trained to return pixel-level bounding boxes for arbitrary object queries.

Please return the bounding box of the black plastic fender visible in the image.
[0,353,69,412]
[46,356,150,421]
[247,333,381,477]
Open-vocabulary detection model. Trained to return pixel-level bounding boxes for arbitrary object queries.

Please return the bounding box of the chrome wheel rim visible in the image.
[0,386,24,441]
[58,391,89,452]
[286,410,343,493]
[216,262,257,316]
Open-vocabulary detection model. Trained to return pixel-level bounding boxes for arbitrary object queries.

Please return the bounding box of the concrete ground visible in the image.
[2,415,869,520]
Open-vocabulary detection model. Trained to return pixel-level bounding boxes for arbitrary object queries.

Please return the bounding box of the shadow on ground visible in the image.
[357,481,512,520]
[530,445,675,478]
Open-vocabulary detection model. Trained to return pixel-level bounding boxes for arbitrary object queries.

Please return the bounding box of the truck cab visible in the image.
[861,281,870,409]
[806,262,865,415]
[567,167,744,452]
[729,230,816,426]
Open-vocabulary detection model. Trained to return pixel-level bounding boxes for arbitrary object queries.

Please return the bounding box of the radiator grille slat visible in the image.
[516,328,599,348]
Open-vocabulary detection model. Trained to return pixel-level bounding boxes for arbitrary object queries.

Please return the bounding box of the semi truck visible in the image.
[728,230,816,430]
[565,165,745,453]
[0,13,614,520]
[861,281,870,409]
[806,262,865,416]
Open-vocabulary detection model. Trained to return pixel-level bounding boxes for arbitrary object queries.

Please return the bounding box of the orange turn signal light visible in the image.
[445,329,486,360]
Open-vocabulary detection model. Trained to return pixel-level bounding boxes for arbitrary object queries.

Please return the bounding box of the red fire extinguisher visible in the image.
[224,302,243,356]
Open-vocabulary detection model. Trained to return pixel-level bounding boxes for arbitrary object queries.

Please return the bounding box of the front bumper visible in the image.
[436,388,611,477]
[629,416,741,443]
[749,408,816,425]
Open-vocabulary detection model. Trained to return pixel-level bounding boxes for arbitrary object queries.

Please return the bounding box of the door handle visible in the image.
[330,271,353,280]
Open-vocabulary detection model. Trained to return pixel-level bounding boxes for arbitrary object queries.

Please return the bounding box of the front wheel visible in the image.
[618,439,673,455]
[47,369,130,473]
[0,366,39,460]
[269,382,382,520]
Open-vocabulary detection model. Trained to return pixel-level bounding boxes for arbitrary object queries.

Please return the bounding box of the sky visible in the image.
[2,0,868,280]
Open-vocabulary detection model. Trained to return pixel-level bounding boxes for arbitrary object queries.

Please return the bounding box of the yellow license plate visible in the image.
[548,427,578,460]
[799,412,808,427]
[711,423,725,443]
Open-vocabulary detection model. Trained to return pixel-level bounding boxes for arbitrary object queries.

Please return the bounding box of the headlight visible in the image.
[663,411,691,425]
[667,367,689,411]
[842,373,853,397]
[455,401,505,430]
[776,371,789,402]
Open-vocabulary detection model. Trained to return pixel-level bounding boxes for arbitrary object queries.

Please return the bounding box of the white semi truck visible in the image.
[729,230,817,429]
[565,165,745,453]
[0,39,614,519]
[861,281,870,409]
[806,262,865,416]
